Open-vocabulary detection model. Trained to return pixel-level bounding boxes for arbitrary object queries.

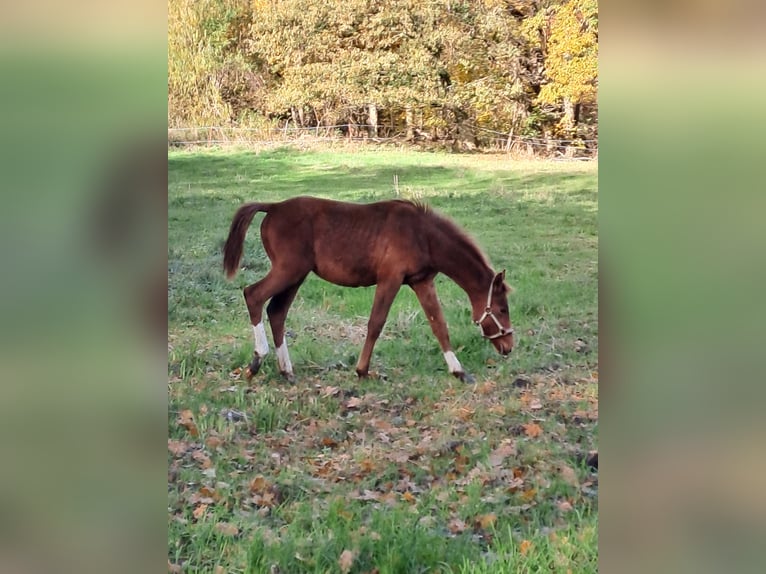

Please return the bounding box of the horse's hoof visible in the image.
[246,355,262,380]
[282,371,296,384]
[455,371,475,384]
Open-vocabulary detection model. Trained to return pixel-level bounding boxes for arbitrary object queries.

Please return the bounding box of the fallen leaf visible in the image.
[250,475,270,494]
[557,500,574,512]
[489,440,517,466]
[338,549,356,574]
[215,522,239,536]
[521,488,537,502]
[345,396,363,409]
[477,381,496,394]
[205,436,223,449]
[448,518,467,534]
[523,422,543,438]
[475,513,497,530]
[559,464,580,487]
[192,450,212,468]
[455,406,475,421]
[192,504,208,519]
[519,539,533,555]
[167,439,189,456]
[177,409,199,437]
[198,486,217,500]
[321,436,339,448]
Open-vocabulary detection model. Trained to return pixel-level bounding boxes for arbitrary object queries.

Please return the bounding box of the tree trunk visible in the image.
[563,97,576,157]
[405,106,415,141]
[368,103,378,138]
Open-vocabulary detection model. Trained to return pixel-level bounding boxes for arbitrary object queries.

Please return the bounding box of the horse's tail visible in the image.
[223,202,272,279]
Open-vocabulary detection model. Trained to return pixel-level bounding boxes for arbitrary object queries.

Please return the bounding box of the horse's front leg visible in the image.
[266,279,305,382]
[410,279,475,383]
[356,280,401,378]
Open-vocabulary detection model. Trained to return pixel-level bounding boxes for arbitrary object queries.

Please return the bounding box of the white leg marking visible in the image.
[276,341,293,374]
[443,351,463,374]
[252,323,270,356]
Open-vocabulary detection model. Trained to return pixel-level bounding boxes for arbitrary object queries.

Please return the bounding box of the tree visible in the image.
[534,0,598,146]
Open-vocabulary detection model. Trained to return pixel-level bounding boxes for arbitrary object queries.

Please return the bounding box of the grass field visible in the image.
[168,147,598,573]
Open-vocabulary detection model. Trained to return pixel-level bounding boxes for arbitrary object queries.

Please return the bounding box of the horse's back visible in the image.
[262,197,430,286]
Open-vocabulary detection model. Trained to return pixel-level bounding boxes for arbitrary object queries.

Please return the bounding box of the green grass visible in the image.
[168,146,598,573]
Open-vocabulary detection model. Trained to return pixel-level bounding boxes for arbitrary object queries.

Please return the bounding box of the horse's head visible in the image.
[474,270,514,355]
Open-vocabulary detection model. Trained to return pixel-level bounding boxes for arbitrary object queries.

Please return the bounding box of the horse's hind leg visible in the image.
[242,269,305,380]
[356,279,401,378]
[410,278,474,383]
[266,277,306,382]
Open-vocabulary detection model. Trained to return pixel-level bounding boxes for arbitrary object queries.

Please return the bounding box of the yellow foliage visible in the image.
[538,0,598,106]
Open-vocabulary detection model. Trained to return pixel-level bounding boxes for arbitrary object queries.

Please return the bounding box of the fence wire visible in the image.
[168,124,597,157]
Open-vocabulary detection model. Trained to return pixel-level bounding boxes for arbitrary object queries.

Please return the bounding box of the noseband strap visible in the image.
[474,279,514,340]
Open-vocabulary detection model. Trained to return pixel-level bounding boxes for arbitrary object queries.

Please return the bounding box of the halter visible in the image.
[474,279,514,340]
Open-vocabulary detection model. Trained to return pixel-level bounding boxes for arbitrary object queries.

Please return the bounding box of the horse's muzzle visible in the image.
[492,335,514,356]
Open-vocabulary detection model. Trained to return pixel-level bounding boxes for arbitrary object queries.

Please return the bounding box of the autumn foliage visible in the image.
[168,0,598,152]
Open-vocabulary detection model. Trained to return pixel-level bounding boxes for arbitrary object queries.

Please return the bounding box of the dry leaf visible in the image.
[557,500,574,512]
[192,450,212,468]
[338,549,356,574]
[215,522,239,536]
[168,439,189,456]
[521,488,537,502]
[448,518,467,534]
[519,539,533,555]
[477,381,496,394]
[178,409,199,437]
[506,476,524,492]
[559,464,579,487]
[198,486,217,500]
[476,513,497,530]
[523,422,543,438]
[192,504,208,519]
[489,440,517,466]
[455,406,475,421]
[205,436,223,449]
[345,396,363,409]
[250,475,270,494]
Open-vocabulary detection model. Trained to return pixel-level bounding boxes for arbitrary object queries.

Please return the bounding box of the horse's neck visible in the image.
[434,234,493,308]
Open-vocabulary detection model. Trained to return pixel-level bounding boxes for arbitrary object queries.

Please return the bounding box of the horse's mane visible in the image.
[400,199,491,268]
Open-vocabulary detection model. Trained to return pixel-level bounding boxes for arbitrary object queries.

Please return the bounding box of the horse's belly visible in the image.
[313,263,377,287]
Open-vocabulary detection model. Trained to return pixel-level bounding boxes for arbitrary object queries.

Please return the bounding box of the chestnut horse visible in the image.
[223,197,514,382]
